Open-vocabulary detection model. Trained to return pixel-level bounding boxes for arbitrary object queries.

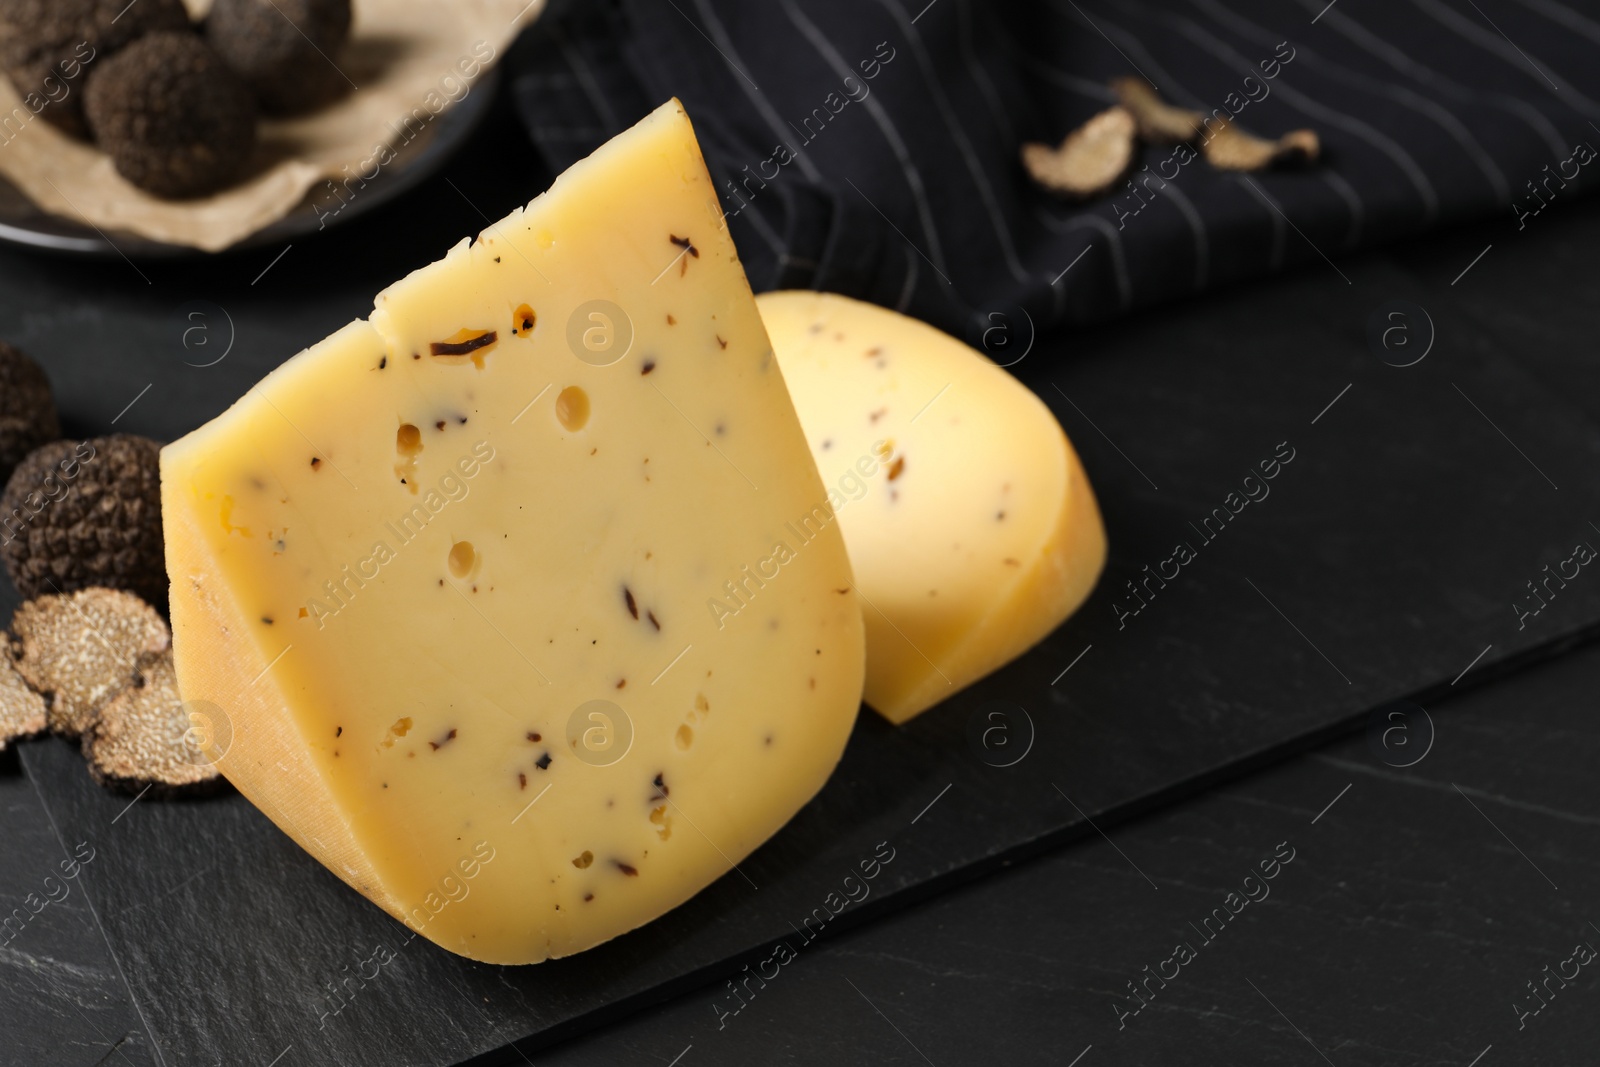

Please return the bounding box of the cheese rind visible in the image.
[757,290,1105,723]
[161,103,864,964]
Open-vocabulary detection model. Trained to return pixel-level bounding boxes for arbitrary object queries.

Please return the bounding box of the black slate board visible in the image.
[16,219,1600,1065]
[0,747,155,1067]
[531,612,1600,1067]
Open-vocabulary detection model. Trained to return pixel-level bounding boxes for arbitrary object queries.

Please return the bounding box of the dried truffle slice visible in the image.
[0,0,192,138]
[82,648,221,795]
[1110,77,1203,143]
[0,341,60,485]
[1021,106,1137,199]
[9,588,170,737]
[83,33,257,199]
[0,653,47,751]
[205,0,352,116]
[1202,122,1320,171]
[0,434,167,606]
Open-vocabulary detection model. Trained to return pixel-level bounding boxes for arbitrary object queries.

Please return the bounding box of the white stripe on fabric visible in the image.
[691,0,826,183]
[895,243,921,312]
[1037,210,1132,311]
[1235,175,1288,270]
[873,0,1041,286]
[557,35,622,134]
[1155,181,1210,291]
[1128,3,1442,221]
[1297,0,1570,158]
[1511,0,1600,46]
[781,0,953,280]
[732,194,788,257]
[1410,0,1600,116]
[1316,170,1365,247]
[691,109,790,256]
[1193,0,1510,204]
[957,0,1016,146]
[981,22,1100,322]
[1017,54,1119,102]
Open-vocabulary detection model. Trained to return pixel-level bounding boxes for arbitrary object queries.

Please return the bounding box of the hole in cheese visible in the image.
[448,541,476,579]
[674,723,694,750]
[396,423,422,456]
[556,386,590,431]
[395,423,424,494]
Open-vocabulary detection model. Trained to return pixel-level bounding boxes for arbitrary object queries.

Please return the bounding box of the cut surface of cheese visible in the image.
[757,290,1105,724]
[160,101,864,965]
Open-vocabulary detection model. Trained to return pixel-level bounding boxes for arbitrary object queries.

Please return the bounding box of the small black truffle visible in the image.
[0,342,61,485]
[0,0,192,138]
[83,33,257,199]
[206,0,351,116]
[0,434,167,608]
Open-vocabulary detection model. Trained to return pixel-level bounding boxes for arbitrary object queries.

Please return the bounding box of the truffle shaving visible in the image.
[0,653,47,751]
[9,588,169,737]
[82,649,223,795]
[1110,77,1319,170]
[1021,106,1137,198]
[1202,122,1320,171]
[1110,78,1204,143]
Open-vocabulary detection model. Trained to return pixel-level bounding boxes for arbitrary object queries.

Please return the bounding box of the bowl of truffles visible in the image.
[0,0,541,254]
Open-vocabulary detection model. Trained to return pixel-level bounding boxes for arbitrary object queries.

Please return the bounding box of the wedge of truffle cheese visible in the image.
[160,100,865,965]
[757,290,1106,724]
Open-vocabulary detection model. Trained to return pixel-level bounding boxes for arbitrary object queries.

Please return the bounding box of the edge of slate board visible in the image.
[443,621,1600,1066]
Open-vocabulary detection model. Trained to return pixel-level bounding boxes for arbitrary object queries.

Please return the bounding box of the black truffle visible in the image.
[83,32,257,199]
[0,434,167,608]
[206,0,352,116]
[0,341,61,485]
[0,0,192,138]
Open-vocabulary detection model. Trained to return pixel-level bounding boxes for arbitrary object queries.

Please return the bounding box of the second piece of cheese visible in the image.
[161,102,864,964]
[758,291,1105,723]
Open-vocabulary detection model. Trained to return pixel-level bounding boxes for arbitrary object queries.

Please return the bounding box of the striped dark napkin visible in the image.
[510,0,1600,346]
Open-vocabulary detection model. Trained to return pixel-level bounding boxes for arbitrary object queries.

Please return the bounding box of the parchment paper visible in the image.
[0,0,542,252]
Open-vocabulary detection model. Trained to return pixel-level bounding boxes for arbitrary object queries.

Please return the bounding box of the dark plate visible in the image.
[0,70,498,260]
